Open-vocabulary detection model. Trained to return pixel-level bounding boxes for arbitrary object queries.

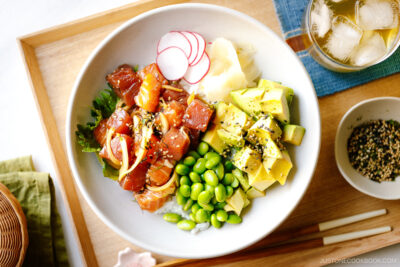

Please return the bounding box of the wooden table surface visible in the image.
[19,0,400,266]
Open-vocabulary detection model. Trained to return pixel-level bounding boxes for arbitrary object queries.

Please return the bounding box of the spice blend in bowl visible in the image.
[335,97,400,200]
[347,119,400,182]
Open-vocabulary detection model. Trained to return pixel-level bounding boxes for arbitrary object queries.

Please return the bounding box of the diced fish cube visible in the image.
[350,31,387,66]
[356,0,399,30]
[325,16,363,61]
[311,0,333,38]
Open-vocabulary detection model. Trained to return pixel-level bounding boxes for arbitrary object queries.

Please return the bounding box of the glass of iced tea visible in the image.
[304,0,400,72]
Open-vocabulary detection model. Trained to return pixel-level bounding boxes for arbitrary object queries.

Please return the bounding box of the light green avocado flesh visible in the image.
[230,87,290,123]
[282,124,305,146]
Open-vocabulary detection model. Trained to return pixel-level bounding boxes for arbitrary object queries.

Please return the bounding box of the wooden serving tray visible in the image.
[19,0,400,266]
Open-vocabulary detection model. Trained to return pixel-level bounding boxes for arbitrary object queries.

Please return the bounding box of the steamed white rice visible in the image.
[155,197,210,234]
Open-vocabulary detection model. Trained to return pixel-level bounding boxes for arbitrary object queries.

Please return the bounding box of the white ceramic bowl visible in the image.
[335,97,400,200]
[66,3,321,258]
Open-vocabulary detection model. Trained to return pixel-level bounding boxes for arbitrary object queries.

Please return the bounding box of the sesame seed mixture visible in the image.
[347,120,400,182]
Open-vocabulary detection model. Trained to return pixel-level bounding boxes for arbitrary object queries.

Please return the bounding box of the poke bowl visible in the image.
[66,3,321,259]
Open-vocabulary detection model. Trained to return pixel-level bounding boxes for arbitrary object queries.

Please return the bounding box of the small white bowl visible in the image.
[335,97,400,200]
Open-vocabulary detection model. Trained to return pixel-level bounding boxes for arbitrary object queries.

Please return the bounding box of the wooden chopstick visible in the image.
[251,208,387,248]
[156,209,389,267]
[159,226,391,267]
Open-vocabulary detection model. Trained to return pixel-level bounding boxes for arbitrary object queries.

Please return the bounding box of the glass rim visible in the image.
[305,0,400,71]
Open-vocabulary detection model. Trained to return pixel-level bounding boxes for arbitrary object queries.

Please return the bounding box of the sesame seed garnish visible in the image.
[347,119,400,182]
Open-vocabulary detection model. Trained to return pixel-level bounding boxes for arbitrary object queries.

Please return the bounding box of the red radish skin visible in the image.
[157,31,192,59]
[190,32,206,66]
[181,31,199,65]
[156,46,189,81]
[183,52,210,84]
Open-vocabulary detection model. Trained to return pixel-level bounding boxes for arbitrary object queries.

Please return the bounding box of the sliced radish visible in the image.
[157,31,192,59]
[156,46,189,81]
[180,31,199,65]
[190,32,206,66]
[183,52,210,84]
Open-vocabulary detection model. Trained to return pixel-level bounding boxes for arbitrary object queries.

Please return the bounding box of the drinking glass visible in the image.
[302,0,400,72]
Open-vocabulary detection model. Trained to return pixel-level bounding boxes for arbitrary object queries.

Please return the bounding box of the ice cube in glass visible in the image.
[356,0,399,30]
[311,0,333,38]
[325,16,363,61]
[350,31,387,66]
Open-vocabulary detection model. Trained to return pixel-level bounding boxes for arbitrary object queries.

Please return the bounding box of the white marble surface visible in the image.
[0,0,399,266]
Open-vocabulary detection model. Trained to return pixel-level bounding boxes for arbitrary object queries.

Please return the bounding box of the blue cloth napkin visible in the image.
[273,0,400,97]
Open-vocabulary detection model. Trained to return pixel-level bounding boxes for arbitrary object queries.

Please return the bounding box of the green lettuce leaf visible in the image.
[96,154,119,181]
[92,89,118,118]
[75,88,118,152]
[76,124,101,152]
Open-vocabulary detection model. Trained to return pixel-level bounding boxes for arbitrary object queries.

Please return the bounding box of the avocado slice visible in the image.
[232,146,262,176]
[247,116,282,145]
[258,79,294,106]
[230,88,265,117]
[216,102,253,135]
[259,88,290,123]
[224,203,235,213]
[282,124,305,146]
[202,124,227,153]
[262,138,283,159]
[225,188,247,215]
[263,150,293,185]
[232,168,250,191]
[230,87,290,124]
[217,129,245,147]
[243,197,251,208]
[247,164,276,191]
[246,187,266,199]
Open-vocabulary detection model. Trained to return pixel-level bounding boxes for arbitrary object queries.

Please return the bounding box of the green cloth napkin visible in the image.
[0,156,69,267]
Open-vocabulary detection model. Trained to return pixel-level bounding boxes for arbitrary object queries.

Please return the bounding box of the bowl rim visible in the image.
[65,3,321,258]
[335,96,400,200]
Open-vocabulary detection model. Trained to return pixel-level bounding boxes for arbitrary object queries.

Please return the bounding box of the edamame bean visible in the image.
[183,199,194,211]
[191,203,201,214]
[183,156,196,166]
[163,213,181,223]
[204,152,219,161]
[190,183,204,200]
[198,190,212,204]
[179,184,191,198]
[176,191,187,206]
[193,158,206,174]
[224,161,234,172]
[195,209,208,223]
[204,170,219,186]
[205,155,221,169]
[176,164,190,175]
[188,151,200,160]
[199,202,214,212]
[180,176,191,186]
[215,184,227,202]
[215,201,226,210]
[189,213,196,222]
[231,177,239,188]
[211,214,222,228]
[227,214,242,224]
[216,210,228,222]
[213,163,224,179]
[177,220,196,230]
[223,173,234,185]
[226,186,234,198]
[197,142,209,155]
[204,184,215,197]
[189,172,201,183]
